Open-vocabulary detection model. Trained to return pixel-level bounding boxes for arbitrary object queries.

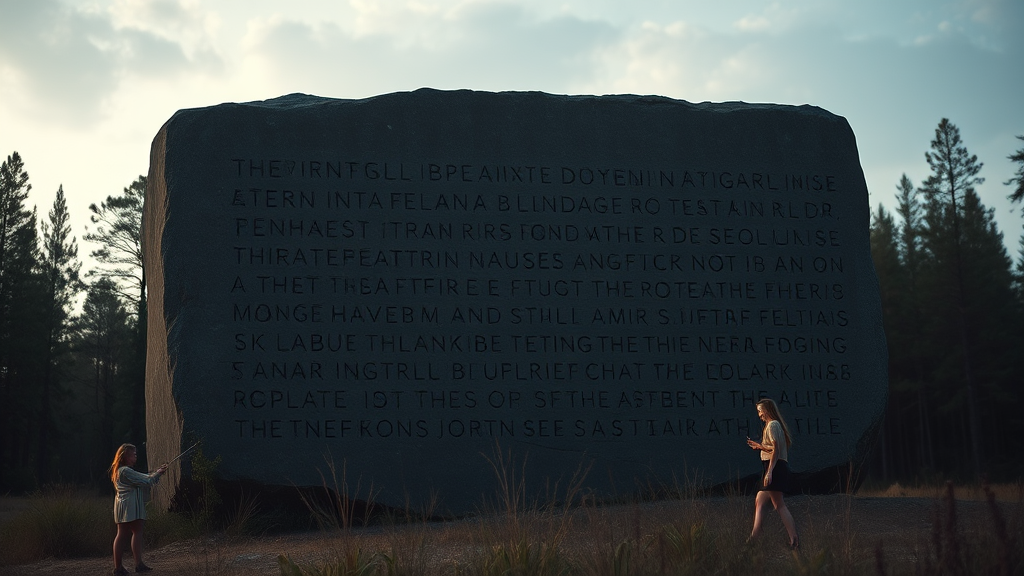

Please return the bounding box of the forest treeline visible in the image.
[0,152,147,492]
[867,120,1024,483]
[1,118,1023,494]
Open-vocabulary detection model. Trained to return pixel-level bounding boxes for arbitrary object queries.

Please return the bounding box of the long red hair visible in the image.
[108,443,136,484]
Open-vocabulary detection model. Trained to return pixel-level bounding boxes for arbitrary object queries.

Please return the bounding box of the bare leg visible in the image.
[113,523,131,570]
[769,491,799,546]
[749,490,772,539]
[127,519,146,566]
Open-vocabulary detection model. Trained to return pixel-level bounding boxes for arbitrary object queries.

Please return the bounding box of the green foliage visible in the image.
[40,185,82,329]
[188,446,224,532]
[1016,233,1024,301]
[609,538,637,576]
[870,203,904,366]
[659,521,715,567]
[1005,134,1024,205]
[83,175,146,304]
[869,120,1024,482]
[83,174,149,458]
[0,170,148,492]
[34,185,84,484]
[73,278,133,485]
[920,118,985,207]
[0,151,43,492]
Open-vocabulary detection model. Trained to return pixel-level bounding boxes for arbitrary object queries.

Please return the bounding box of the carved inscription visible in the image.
[224,160,851,443]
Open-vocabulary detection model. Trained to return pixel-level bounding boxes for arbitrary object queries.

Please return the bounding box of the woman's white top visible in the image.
[113,466,161,523]
[760,420,789,462]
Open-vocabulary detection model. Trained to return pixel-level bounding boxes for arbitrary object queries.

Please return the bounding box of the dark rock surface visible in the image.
[144,89,886,513]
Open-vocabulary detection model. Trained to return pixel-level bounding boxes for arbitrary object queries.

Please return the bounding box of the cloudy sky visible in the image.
[2,0,1022,261]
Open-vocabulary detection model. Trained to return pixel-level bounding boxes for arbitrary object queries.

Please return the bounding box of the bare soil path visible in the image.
[1,495,1017,576]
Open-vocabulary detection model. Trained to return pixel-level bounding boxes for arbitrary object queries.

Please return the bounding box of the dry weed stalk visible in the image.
[296,451,378,534]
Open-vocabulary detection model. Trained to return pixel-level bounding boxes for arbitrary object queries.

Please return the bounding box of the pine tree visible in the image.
[74,279,131,482]
[869,203,903,480]
[1007,135,1024,298]
[0,152,41,490]
[36,185,82,483]
[84,176,148,457]
[955,191,1021,474]
[918,118,986,477]
[1006,134,1024,204]
[894,175,934,474]
[1016,234,1024,299]
[84,177,145,303]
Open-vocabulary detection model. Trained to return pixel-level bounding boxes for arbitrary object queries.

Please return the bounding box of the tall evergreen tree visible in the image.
[0,152,41,490]
[1016,234,1024,299]
[36,185,82,483]
[1006,134,1024,204]
[84,176,147,458]
[894,174,934,474]
[918,190,1020,477]
[952,191,1020,474]
[1007,135,1024,297]
[918,118,986,478]
[84,177,145,303]
[73,279,131,483]
[869,203,903,480]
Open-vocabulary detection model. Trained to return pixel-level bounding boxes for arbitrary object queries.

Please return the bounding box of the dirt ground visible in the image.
[1,494,1018,576]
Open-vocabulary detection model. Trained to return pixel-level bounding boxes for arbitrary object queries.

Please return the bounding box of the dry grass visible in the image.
[2,480,1022,575]
[859,481,1024,501]
[0,485,112,565]
[259,487,1024,576]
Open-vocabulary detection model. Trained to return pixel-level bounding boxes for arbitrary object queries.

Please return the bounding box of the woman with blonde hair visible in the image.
[746,398,799,549]
[109,443,167,575]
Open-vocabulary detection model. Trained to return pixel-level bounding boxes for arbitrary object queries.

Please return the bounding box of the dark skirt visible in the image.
[759,459,793,494]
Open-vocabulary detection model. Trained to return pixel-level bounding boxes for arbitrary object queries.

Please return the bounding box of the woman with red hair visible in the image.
[108,443,167,574]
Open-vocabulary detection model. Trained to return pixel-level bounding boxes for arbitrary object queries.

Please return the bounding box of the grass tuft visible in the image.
[0,484,111,564]
[278,549,383,576]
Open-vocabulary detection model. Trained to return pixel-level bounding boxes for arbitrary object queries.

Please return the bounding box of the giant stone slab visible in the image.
[145,89,886,513]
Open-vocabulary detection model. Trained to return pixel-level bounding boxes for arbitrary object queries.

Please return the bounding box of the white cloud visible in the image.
[107,0,222,60]
[734,15,771,32]
[587,20,781,101]
[346,0,452,44]
[0,0,221,126]
[1,0,1021,261]
[577,6,1022,240]
[239,1,617,96]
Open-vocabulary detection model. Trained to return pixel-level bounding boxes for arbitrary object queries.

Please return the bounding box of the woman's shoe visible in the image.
[113,568,129,576]
[135,564,153,573]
